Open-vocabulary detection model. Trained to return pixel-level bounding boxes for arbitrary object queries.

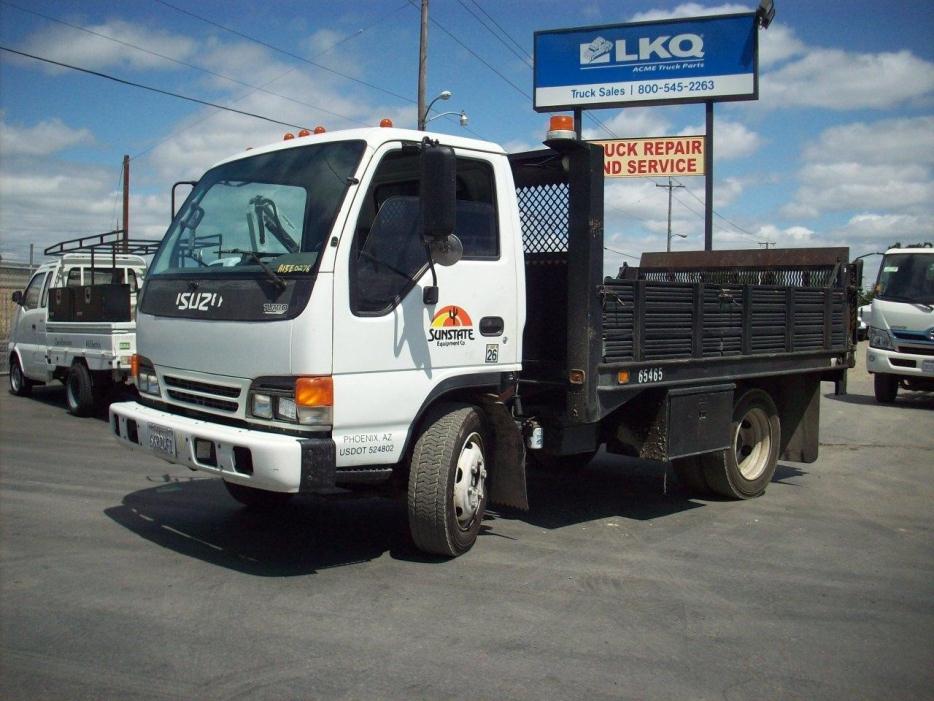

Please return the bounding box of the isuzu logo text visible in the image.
[175,291,223,311]
[580,33,704,65]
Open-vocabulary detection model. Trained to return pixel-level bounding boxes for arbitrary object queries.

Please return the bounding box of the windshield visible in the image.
[875,252,934,305]
[150,141,365,277]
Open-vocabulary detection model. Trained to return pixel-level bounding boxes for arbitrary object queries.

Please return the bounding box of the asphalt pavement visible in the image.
[1,344,932,700]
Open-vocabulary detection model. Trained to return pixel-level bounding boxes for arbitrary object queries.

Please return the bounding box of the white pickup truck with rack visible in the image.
[8,231,159,415]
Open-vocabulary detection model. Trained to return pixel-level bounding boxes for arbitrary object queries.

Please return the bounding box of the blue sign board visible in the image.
[534,13,758,111]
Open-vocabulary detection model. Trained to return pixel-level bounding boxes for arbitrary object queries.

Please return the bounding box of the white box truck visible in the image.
[110,122,856,556]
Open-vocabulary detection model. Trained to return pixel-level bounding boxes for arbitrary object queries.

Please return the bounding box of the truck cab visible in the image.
[866,245,934,401]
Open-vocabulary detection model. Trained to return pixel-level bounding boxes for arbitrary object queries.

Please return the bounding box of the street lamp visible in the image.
[419,90,451,130]
[425,110,469,128]
[668,232,687,252]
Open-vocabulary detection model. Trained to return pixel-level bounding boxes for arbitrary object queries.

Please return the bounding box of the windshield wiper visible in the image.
[217,249,286,291]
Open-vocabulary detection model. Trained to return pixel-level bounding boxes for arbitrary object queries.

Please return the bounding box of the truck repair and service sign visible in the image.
[534,13,758,111]
[591,136,705,177]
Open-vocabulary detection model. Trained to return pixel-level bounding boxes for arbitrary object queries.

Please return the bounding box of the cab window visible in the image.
[350,149,499,315]
[22,272,47,310]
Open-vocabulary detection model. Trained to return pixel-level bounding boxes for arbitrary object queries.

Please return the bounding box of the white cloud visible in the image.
[582,108,672,140]
[629,4,750,22]
[803,116,934,165]
[20,20,196,72]
[678,119,762,159]
[0,117,95,156]
[758,23,806,69]
[764,49,934,110]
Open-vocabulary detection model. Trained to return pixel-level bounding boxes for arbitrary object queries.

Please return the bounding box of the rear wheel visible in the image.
[65,363,95,416]
[9,356,32,397]
[701,389,780,499]
[223,481,293,509]
[873,373,898,403]
[408,403,488,557]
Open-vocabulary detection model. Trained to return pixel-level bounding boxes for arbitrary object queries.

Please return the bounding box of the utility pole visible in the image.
[757,240,776,249]
[656,176,685,252]
[417,0,428,130]
[122,154,130,252]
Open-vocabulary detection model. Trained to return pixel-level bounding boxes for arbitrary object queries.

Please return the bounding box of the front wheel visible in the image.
[9,356,33,397]
[700,389,780,499]
[408,403,489,557]
[873,373,898,403]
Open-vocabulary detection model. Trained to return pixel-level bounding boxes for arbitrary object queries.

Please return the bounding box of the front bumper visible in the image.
[109,401,335,493]
[866,348,934,378]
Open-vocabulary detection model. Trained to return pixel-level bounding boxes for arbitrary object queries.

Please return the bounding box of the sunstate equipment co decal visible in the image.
[428,305,475,347]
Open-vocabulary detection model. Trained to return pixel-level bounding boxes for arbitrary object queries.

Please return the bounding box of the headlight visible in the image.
[868,326,896,351]
[134,355,161,397]
[251,393,273,419]
[248,376,332,427]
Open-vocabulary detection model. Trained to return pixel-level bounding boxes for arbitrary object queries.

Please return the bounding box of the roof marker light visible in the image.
[314,125,326,134]
[283,132,295,140]
[298,129,310,137]
[546,115,576,141]
[379,118,393,128]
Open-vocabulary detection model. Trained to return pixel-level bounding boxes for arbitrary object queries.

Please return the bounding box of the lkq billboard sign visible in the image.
[534,13,758,111]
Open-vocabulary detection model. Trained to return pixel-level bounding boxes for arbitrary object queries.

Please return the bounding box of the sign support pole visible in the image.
[704,101,713,251]
[574,108,582,139]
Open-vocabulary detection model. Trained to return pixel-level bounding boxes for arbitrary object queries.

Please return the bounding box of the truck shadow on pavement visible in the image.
[104,453,805,576]
[825,390,934,410]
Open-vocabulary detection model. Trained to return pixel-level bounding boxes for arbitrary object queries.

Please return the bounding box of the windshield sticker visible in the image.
[276,264,312,274]
[428,305,475,347]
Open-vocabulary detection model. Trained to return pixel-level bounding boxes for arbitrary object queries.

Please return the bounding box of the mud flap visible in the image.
[480,398,529,510]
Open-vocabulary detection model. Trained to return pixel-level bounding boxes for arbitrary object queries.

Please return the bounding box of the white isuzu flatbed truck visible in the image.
[9,233,159,415]
[110,123,856,557]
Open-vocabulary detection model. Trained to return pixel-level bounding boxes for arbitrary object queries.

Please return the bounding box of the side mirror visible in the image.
[11,290,22,305]
[420,143,456,240]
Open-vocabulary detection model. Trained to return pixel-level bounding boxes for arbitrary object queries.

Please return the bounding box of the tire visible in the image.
[65,363,95,417]
[873,373,898,403]
[9,356,33,397]
[700,389,780,499]
[223,481,293,509]
[671,455,710,495]
[408,403,489,557]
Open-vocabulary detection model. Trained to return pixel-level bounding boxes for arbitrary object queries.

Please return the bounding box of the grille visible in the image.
[163,374,242,413]
[898,345,934,357]
[163,375,241,397]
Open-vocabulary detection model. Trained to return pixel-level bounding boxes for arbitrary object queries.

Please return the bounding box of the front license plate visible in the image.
[148,423,176,459]
[922,360,934,374]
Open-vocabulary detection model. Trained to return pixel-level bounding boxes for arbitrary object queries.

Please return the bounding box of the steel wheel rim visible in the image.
[11,363,22,392]
[66,374,78,408]
[734,406,771,480]
[452,431,486,530]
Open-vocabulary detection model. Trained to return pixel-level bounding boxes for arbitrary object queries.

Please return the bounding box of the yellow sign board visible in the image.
[591,136,705,177]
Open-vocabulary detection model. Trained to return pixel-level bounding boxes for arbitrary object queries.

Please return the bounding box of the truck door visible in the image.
[14,270,51,379]
[331,144,520,464]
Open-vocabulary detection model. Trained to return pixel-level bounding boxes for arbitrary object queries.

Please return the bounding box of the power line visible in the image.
[410,0,530,100]
[1,1,370,129]
[456,0,532,68]
[152,0,415,104]
[468,0,532,63]
[604,245,640,260]
[130,4,408,159]
[0,45,311,130]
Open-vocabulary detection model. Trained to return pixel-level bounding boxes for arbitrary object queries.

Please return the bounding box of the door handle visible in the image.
[479,316,504,336]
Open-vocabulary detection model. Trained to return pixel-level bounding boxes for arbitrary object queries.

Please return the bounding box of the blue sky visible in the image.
[1,0,932,286]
